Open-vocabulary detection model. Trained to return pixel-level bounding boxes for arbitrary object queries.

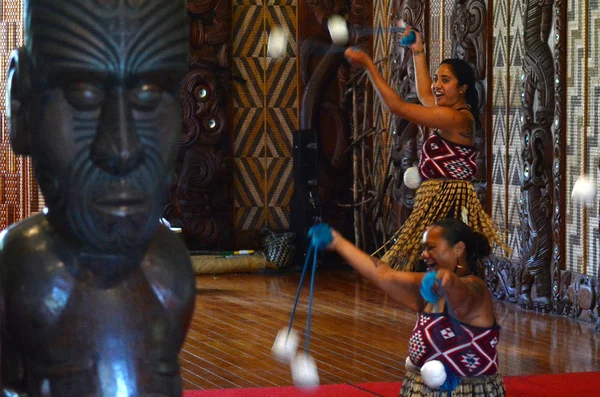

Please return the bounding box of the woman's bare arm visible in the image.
[330,232,426,312]
[434,269,496,327]
[407,28,435,107]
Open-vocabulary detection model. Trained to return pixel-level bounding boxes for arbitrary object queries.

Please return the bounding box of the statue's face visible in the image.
[25,0,188,255]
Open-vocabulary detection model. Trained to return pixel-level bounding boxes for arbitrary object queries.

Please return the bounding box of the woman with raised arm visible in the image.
[343,27,509,271]
[326,218,506,396]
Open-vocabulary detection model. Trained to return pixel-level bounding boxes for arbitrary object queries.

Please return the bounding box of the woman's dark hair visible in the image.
[431,217,491,276]
[440,59,481,131]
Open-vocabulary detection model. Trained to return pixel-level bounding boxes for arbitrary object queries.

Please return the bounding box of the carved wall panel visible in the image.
[517,0,554,311]
[165,0,234,249]
[486,0,599,329]
[0,0,44,227]
[387,0,426,231]
[450,0,488,207]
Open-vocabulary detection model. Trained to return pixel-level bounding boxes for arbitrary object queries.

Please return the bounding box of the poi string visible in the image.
[286,224,333,353]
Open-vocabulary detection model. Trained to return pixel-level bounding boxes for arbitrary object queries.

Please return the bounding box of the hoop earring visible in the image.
[456,258,464,269]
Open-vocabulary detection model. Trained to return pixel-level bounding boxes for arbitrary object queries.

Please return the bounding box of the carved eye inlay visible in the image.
[65,82,105,110]
[206,118,217,130]
[129,84,162,109]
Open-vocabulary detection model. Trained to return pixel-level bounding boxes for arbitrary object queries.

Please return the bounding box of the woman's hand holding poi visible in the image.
[402,26,425,53]
[344,47,374,69]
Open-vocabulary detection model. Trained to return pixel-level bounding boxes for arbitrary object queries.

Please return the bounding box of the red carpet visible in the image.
[184,372,600,396]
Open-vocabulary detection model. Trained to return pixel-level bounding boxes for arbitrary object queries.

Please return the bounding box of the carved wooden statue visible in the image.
[1,0,195,395]
[388,0,426,229]
[518,0,554,311]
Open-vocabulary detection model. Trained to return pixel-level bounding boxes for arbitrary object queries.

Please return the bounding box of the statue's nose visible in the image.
[91,88,144,175]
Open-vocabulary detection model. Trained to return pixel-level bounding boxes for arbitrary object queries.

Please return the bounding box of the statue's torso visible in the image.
[1,215,196,397]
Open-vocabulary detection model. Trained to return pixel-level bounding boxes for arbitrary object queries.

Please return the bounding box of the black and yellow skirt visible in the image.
[380,179,510,271]
[400,368,506,397]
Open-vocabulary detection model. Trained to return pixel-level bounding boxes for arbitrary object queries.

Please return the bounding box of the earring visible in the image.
[456,258,463,269]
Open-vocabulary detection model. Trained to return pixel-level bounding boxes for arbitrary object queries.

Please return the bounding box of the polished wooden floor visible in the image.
[180,266,599,390]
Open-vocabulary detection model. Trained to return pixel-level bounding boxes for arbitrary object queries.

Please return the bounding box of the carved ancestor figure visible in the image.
[450,0,488,204]
[518,0,554,311]
[388,0,426,229]
[1,0,195,395]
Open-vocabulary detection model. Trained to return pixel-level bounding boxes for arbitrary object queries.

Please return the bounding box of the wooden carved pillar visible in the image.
[388,0,426,230]
[518,0,554,311]
[165,0,233,250]
[450,0,487,206]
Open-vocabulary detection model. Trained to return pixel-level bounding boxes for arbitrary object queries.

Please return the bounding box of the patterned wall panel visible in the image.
[588,2,600,278]
[491,0,508,249]
[564,0,600,277]
[428,0,442,70]
[507,0,524,260]
[565,0,584,274]
[0,0,43,230]
[232,0,298,241]
[443,0,456,60]
[489,0,524,262]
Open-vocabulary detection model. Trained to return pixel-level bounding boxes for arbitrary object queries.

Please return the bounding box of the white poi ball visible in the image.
[291,352,320,388]
[421,360,447,389]
[403,166,422,189]
[405,356,419,371]
[267,26,288,58]
[571,174,597,205]
[327,14,349,46]
[271,328,300,363]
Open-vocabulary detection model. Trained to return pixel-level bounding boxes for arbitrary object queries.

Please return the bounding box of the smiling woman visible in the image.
[325,218,506,396]
[344,27,510,271]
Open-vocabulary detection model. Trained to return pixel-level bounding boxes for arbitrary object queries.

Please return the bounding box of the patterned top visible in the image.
[408,308,501,377]
[419,132,478,180]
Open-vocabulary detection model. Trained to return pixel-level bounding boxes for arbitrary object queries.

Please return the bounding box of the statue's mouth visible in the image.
[93,187,148,217]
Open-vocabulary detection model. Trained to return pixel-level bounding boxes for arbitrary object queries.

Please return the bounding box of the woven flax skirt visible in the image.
[380,179,510,271]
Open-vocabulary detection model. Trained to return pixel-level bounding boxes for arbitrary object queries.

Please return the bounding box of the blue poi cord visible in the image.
[419,270,460,391]
[286,223,333,353]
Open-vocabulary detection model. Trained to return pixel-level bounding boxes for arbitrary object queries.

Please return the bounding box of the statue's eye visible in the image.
[129,84,162,109]
[65,82,105,110]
